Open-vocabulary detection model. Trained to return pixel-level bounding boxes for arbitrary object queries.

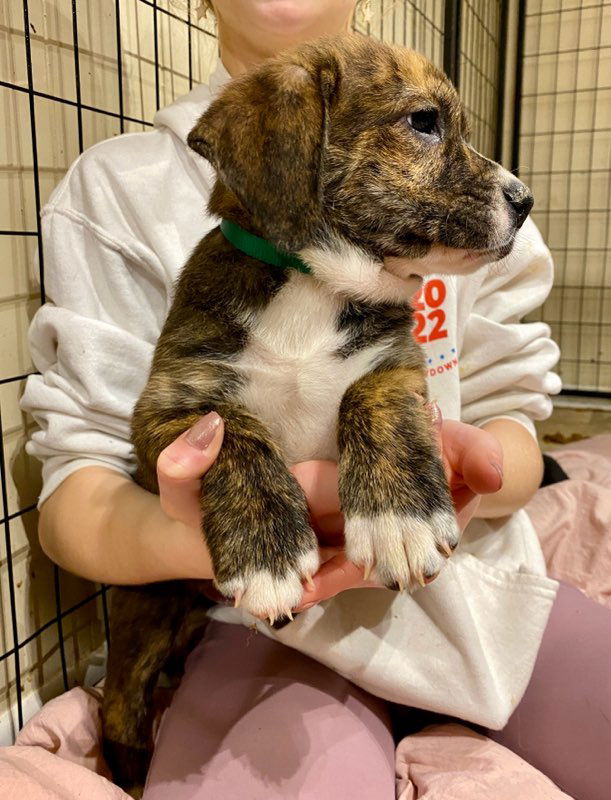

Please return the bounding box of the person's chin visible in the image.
[255,0,343,35]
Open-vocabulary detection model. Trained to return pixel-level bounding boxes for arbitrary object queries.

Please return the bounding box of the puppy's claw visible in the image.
[397,579,405,593]
[286,610,294,622]
[439,542,453,558]
[268,614,276,626]
[363,563,373,582]
[304,574,315,591]
[233,591,243,608]
[415,572,426,588]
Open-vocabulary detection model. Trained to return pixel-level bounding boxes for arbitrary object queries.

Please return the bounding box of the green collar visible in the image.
[220,219,312,274]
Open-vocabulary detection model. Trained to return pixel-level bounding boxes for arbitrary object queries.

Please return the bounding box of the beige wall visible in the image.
[0,0,521,739]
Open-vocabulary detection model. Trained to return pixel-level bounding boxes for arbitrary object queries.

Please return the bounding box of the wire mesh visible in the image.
[515,0,611,397]
[353,0,446,68]
[460,0,504,159]
[0,0,218,740]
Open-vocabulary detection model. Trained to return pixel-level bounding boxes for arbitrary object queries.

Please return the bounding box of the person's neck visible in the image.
[218,22,273,77]
[217,16,354,78]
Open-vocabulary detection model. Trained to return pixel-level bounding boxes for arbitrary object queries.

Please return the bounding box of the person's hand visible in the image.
[152,409,503,614]
[428,402,504,530]
[292,407,504,611]
[155,412,224,529]
[290,459,379,612]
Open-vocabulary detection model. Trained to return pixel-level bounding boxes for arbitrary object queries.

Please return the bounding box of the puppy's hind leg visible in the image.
[102,582,192,798]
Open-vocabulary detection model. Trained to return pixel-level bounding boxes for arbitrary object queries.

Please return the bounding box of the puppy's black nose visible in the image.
[503,180,534,228]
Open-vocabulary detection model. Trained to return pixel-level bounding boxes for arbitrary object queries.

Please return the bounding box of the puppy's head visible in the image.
[188,34,532,296]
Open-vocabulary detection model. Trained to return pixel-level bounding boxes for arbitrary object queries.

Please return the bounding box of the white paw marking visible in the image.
[215,548,319,619]
[345,511,460,590]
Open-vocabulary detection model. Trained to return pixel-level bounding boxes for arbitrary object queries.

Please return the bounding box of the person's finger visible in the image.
[156,412,224,525]
[426,401,450,479]
[454,488,482,530]
[442,420,504,495]
[294,552,379,611]
[291,460,344,544]
[452,484,478,514]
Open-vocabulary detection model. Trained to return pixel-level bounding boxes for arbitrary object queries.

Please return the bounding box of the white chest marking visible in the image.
[234,273,392,464]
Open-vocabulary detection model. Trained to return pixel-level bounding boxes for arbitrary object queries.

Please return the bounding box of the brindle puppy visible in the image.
[102,34,533,795]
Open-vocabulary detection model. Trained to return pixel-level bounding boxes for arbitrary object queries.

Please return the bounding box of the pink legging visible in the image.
[143,583,611,800]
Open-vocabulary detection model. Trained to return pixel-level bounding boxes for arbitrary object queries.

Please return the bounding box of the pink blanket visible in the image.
[0,688,129,799]
[0,689,572,800]
[2,434,609,798]
[396,723,572,799]
[526,434,611,609]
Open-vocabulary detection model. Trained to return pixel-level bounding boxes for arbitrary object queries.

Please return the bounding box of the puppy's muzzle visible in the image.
[502,178,533,229]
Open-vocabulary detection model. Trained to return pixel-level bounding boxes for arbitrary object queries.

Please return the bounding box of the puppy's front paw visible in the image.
[345,510,459,591]
[215,546,319,623]
[202,452,320,623]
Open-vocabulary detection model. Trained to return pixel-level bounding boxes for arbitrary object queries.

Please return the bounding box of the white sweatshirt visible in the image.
[21,61,562,728]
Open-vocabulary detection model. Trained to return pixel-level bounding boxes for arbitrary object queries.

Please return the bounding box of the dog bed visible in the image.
[1,434,608,799]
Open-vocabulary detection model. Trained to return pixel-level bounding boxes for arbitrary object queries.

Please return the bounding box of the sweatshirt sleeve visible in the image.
[21,206,167,507]
[458,218,562,438]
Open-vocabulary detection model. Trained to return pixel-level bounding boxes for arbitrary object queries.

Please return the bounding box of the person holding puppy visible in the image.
[21,1,611,799]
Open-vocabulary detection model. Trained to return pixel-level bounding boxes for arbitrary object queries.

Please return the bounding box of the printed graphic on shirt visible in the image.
[413,278,459,381]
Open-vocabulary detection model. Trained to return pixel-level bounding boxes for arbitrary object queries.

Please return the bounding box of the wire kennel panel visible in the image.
[516,0,611,398]
[459,0,505,160]
[353,0,446,68]
[0,0,218,741]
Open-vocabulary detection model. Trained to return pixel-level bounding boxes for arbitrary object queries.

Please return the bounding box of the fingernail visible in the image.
[491,461,504,489]
[295,601,317,613]
[186,412,221,450]
[428,401,442,428]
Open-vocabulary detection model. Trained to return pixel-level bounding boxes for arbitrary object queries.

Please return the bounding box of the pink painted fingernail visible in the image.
[186,412,221,450]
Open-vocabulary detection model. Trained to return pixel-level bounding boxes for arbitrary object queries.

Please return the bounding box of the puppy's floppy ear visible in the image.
[188,57,339,252]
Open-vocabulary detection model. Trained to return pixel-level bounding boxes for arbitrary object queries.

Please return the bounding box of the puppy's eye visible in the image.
[406,109,440,138]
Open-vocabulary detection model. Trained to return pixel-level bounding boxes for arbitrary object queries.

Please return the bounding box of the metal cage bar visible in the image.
[444,0,462,86]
